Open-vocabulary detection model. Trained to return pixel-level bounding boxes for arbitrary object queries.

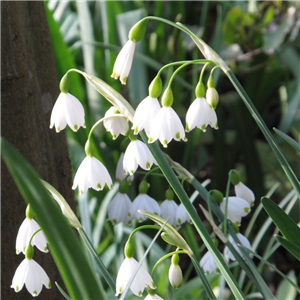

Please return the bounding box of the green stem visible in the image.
[129,225,161,241]
[224,170,233,237]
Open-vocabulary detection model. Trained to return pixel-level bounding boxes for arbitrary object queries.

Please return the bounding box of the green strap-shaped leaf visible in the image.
[274,235,300,261]
[273,127,300,153]
[1,138,104,299]
[262,196,300,248]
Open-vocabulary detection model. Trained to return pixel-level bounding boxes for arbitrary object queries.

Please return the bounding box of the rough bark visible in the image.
[1,2,75,299]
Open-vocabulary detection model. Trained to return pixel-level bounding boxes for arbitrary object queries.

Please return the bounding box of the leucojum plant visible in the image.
[3,16,300,300]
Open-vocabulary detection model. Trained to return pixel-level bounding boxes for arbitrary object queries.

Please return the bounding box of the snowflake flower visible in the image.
[224,233,251,261]
[72,156,112,194]
[50,92,85,132]
[123,140,156,175]
[132,96,161,136]
[234,182,255,207]
[16,218,48,254]
[103,107,129,139]
[11,258,51,296]
[115,257,155,297]
[108,192,132,225]
[160,199,178,227]
[200,251,219,274]
[220,197,251,226]
[130,194,161,222]
[148,106,186,148]
[111,40,136,85]
[185,97,218,132]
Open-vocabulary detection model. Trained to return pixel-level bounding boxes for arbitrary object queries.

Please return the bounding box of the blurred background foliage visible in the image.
[45,1,299,298]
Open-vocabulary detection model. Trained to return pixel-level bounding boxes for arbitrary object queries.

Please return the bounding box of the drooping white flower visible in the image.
[111,40,136,85]
[72,156,113,194]
[123,140,156,175]
[132,96,161,136]
[130,194,161,222]
[200,251,219,274]
[16,218,48,254]
[220,197,251,226]
[168,263,182,289]
[50,92,85,132]
[234,182,255,207]
[185,97,218,132]
[103,107,129,139]
[160,199,178,227]
[11,258,51,296]
[224,233,251,261]
[115,257,156,297]
[148,106,186,148]
[116,153,134,183]
[144,293,164,300]
[108,192,132,225]
[176,203,191,228]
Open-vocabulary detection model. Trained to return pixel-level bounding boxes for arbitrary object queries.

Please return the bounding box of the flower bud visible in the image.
[161,87,173,107]
[138,180,149,194]
[168,255,182,289]
[165,188,174,200]
[124,239,135,258]
[25,244,34,260]
[84,139,95,157]
[149,75,162,98]
[128,19,148,43]
[119,180,129,194]
[59,73,70,94]
[195,81,205,98]
[25,204,34,220]
[211,190,224,204]
[206,87,219,109]
[230,170,241,185]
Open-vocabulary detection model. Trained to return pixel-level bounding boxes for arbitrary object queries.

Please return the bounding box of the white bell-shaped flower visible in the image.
[115,257,156,297]
[108,192,132,225]
[148,106,186,148]
[160,199,178,227]
[176,203,191,228]
[234,182,255,207]
[132,96,161,136]
[185,97,218,132]
[103,107,129,140]
[50,92,85,132]
[16,218,48,254]
[11,258,51,296]
[168,263,182,289]
[116,153,134,183]
[123,140,156,175]
[200,251,219,274]
[224,233,251,261]
[220,197,251,226]
[72,156,113,194]
[111,40,136,85]
[130,194,161,222]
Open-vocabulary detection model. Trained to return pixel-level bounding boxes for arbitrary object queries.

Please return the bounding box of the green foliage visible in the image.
[7,1,299,299]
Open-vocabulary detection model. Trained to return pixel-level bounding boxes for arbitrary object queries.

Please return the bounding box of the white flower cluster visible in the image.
[11,207,50,297]
[200,179,255,274]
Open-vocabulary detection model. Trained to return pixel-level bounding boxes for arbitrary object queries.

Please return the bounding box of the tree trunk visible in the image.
[1,2,75,299]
